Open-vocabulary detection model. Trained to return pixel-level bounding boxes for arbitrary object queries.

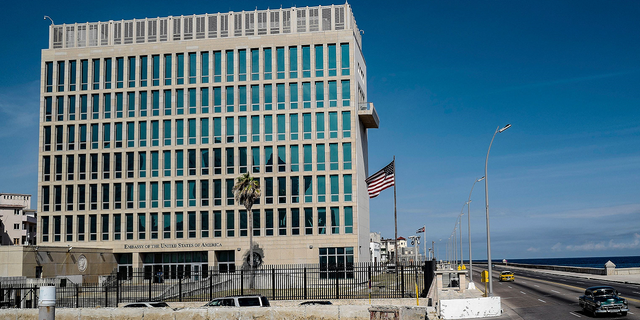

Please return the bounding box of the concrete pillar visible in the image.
[459,272,466,293]
[605,260,616,276]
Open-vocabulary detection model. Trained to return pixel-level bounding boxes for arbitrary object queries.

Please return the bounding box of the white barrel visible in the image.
[39,286,56,307]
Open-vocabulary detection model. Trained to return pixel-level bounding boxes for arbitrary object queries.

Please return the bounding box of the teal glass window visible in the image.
[315,45,323,77]
[277,145,286,172]
[342,111,351,138]
[163,181,171,207]
[152,90,159,116]
[150,213,157,239]
[176,89,184,115]
[341,43,350,75]
[278,208,286,234]
[328,44,336,76]
[176,150,184,176]
[188,211,196,238]
[302,46,310,78]
[139,152,147,178]
[189,52,197,84]
[290,145,299,172]
[189,88,196,114]
[317,144,325,171]
[81,95,88,119]
[45,62,53,92]
[277,84,285,110]
[330,207,339,234]
[226,50,234,82]
[304,207,313,234]
[345,207,353,233]
[44,97,52,122]
[213,211,221,237]
[151,182,158,208]
[151,151,159,177]
[152,55,160,86]
[316,112,325,139]
[277,114,285,141]
[138,182,146,209]
[238,49,246,81]
[303,144,312,171]
[90,123,99,149]
[343,142,352,170]
[329,112,338,138]
[225,148,234,176]
[125,213,133,239]
[127,92,135,117]
[164,90,172,115]
[304,176,313,203]
[239,147,247,173]
[239,86,247,111]
[163,212,171,238]
[164,54,172,85]
[163,150,171,176]
[93,59,100,90]
[151,120,159,146]
[176,181,184,207]
[329,143,338,170]
[81,60,88,90]
[276,47,285,79]
[226,210,234,237]
[91,94,99,120]
[278,177,286,204]
[239,116,247,142]
[138,213,146,240]
[264,84,272,110]
[213,117,221,143]
[226,86,234,112]
[265,209,273,235]
[328,81,337,107]
[225,117,234,143]
[115,57,123,88]
[342,80,351,106]
[344,175,352,202]
[103,59,111,89]
[176,119,184,145]
[69,60,77,91]
[251,85,259,111]
[176,212,184,238]
[103,123,111,148]
[177,53,184,84]
[202,88,209,113]
[201,52,209,83]
[330,175,339,202]
[202,118,209,144]
[263,48,272,80]
[139,91,147,117]
[290,114,299,140]
[189,118,197,144]
[128,57,135,87]
[303,113,311,139]
[213,51,221,82]
[317,207,326,234]
[316,81,324,108]
[289,46,298,78]
[264,115,272,141]
[189,180,197,207]
[317,176,326,202]
[251,49,259,80]
[302,82,311,109]
[265,146,273,173]
[251,146,260,173]
[291,177,300,204]
[251,115,260,142]
[253,209,260,236]
[214,87,222,113]
[68,95,76,120]
[290,83,298,109]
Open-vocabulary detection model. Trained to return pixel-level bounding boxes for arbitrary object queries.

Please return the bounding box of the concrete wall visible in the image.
[500,262,606,275]
[439,297,501,319]
[0,304,431,320]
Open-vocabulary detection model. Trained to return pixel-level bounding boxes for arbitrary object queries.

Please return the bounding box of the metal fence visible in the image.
[0,261,435,308]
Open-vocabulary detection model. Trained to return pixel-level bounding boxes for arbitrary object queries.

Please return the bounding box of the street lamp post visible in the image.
[484,124,511,297]
[467,176,485,282]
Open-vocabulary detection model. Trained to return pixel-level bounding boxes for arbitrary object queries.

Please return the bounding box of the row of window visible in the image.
[42,111,352,152]
[43,81,352,123]
[41,206,355,243]
[45,44,350,92]
[41,173,354,213]
[42,142,353,182]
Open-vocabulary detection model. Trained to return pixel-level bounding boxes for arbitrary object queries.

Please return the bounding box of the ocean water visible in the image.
[503,256,640,269]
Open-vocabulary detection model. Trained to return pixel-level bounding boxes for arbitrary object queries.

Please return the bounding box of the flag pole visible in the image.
[423,225,427,261]
[393,156,398,271]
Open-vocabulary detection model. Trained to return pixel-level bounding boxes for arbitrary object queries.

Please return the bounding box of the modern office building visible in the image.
[38,4,378,278]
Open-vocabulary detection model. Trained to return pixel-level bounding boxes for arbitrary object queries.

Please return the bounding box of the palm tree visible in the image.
[232,173,261,269]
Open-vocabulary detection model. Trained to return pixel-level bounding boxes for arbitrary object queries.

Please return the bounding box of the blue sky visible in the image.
[1,0,638,260]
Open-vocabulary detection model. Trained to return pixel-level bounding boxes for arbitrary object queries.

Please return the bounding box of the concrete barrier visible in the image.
[0,304,432,320]
[439,296,501,319]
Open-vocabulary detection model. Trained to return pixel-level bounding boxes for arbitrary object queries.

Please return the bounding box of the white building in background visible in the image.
[369,232,381,263]
[0,194,37,246]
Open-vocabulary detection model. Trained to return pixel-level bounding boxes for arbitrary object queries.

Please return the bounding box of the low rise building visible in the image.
[0,194,37,246]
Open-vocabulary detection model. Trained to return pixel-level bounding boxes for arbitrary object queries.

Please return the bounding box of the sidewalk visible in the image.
[495,265,640,285]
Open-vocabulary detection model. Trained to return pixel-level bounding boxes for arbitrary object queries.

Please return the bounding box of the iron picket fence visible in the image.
[0,261,435,308]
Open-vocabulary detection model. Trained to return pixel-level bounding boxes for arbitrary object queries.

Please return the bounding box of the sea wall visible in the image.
[499,262,606,275]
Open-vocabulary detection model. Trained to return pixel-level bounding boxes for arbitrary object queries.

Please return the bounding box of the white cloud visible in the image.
[526,247,540,252]
[549,233,640,252]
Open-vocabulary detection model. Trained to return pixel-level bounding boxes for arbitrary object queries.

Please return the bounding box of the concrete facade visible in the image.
[38,4,377,276]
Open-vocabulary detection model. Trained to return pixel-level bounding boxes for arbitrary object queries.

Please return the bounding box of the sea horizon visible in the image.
[470,255,640,269]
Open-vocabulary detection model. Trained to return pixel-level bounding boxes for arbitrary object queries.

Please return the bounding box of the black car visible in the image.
[578,286,628,317]
[123,301,171,308]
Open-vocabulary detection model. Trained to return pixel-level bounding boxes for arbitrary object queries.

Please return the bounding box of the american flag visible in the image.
[416,226,425,233]
[366,161,395,198]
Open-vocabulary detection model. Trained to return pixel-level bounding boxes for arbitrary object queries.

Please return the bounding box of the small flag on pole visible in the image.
[416,226,425,233]
[366,160,395,198]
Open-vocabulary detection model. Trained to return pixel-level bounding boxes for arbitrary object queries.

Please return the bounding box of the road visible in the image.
[468,265,640,320]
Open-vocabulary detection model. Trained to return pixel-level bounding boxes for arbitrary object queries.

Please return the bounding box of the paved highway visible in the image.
[468,265,640,320]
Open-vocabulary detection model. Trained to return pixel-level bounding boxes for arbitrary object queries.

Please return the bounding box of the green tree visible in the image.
[232,173,261,268]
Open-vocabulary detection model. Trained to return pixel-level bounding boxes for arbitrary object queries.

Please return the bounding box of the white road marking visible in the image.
[569,312,582,318]
[629,311,634,315]
[538,299,546,303]
[520,291,526,295]
[534,285,540,288]
[508,286,512,288]
[633,291,640,294]
[551,290,560,294]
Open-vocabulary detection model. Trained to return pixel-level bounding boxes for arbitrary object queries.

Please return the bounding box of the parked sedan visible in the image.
[123,301,171,308]
[204,295,270,307]
[578,286,628,317]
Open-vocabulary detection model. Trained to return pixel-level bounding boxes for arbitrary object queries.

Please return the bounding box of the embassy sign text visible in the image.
[124,242,223,250]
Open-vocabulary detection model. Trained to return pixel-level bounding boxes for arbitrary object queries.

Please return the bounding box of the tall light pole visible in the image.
[467,176,485,282]
[458,205,465,269]
[484,123,511,296]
